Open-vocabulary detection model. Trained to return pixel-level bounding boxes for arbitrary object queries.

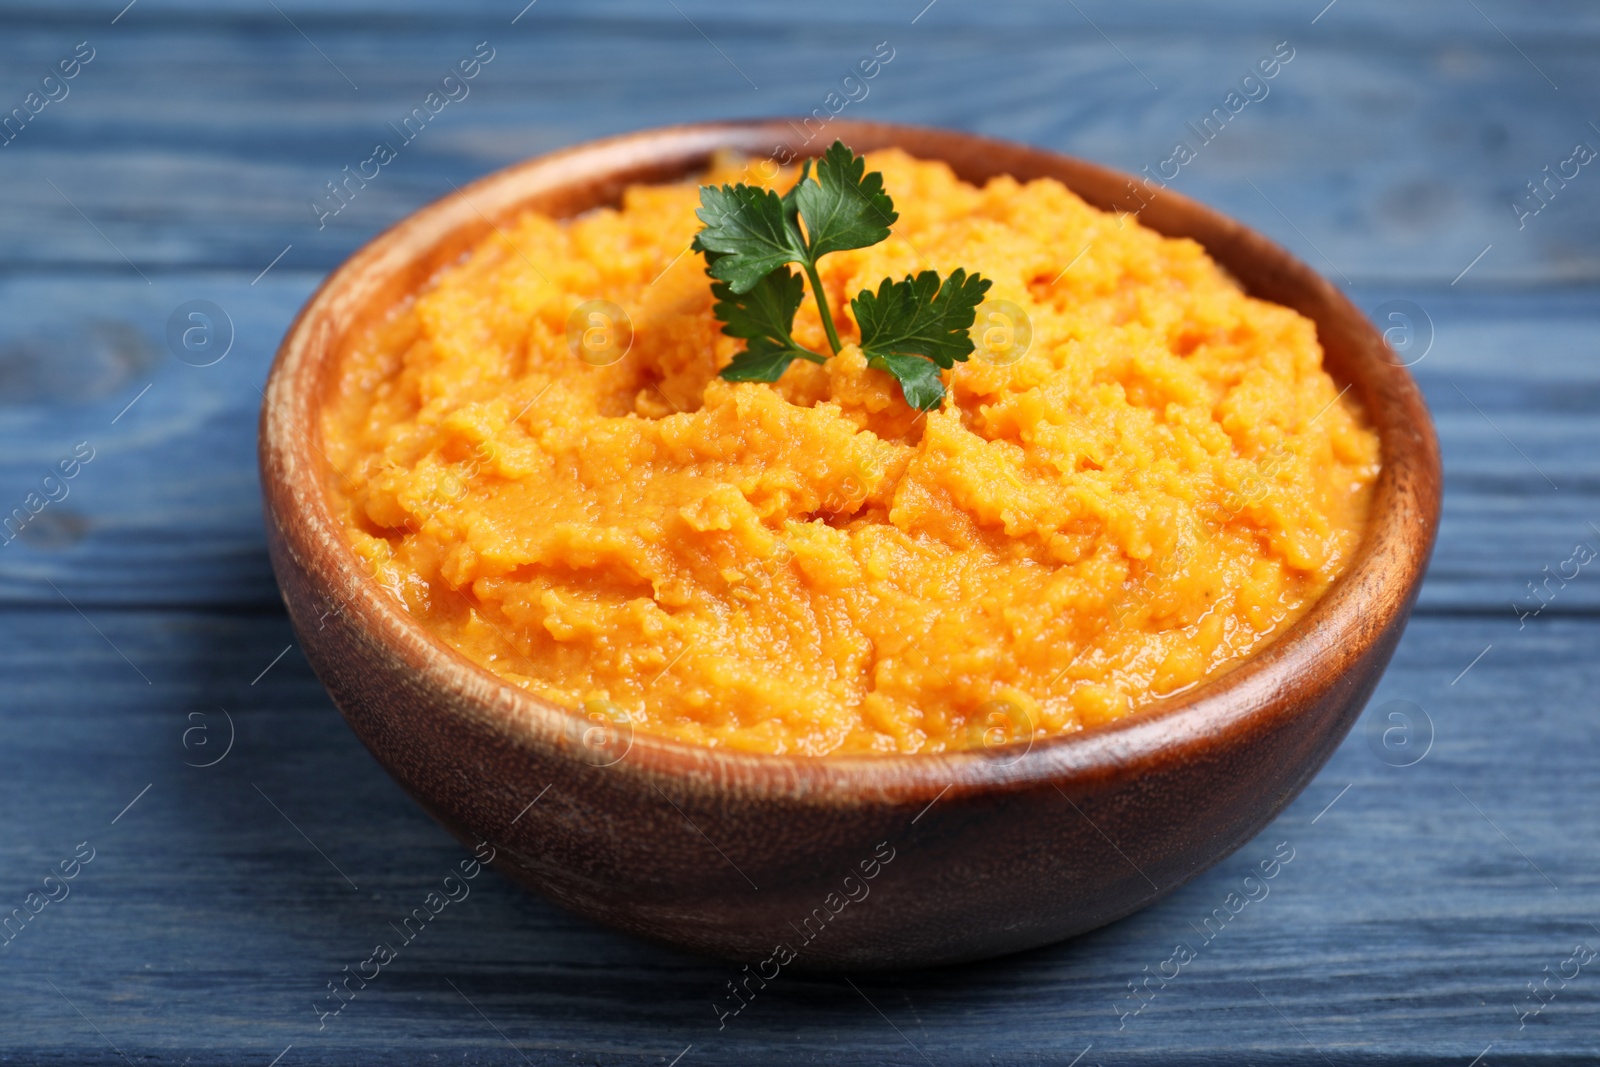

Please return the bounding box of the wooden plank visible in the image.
[0,275,1592,613]
[0,272,316,609]
[0,14,1593,283]
[0,608,1595,1063]
[7,0,1600,35]
[0,2,1590,1063]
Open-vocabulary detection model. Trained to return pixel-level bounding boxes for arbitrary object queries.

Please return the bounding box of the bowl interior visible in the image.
[263,118,1441,802]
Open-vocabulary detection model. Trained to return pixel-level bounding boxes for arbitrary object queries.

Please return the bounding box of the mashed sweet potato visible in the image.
[322,150,1379,756]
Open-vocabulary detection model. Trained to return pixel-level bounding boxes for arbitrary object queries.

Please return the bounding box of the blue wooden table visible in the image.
[3,1,1597,1062]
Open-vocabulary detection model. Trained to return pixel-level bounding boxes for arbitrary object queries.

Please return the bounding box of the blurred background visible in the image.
[2,1,1597,1063]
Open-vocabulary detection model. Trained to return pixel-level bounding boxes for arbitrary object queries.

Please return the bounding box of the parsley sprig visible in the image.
[692,141,992,411]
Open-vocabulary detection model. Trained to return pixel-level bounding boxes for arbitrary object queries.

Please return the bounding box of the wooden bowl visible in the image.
[260,119,1441,969]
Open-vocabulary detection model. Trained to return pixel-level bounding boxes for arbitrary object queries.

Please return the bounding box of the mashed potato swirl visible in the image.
[323,150,1378,756]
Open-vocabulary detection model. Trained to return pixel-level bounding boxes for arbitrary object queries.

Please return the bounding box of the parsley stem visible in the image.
[793,349,828,365]
[801,260,845,355]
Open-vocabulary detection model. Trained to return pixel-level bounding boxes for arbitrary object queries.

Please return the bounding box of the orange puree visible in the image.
[322,150,1380,756]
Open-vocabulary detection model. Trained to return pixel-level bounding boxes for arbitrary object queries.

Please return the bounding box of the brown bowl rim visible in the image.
[260,117,1441,808]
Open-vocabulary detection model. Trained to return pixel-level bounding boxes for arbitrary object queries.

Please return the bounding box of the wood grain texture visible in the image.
[0,280,1585,612]
[0,2,1593,283]
[1,611,1593,1063]
[0,0,1593,1060]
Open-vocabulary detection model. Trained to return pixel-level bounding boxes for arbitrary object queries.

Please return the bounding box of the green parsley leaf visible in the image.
[709,259,804,344]
[853,268,992,369]
[789,140,899,261]
[708,262,822,382]
[853,268,992,410]
[693,184,805,294]
[722,337,813,382]
[865,351,948,410]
